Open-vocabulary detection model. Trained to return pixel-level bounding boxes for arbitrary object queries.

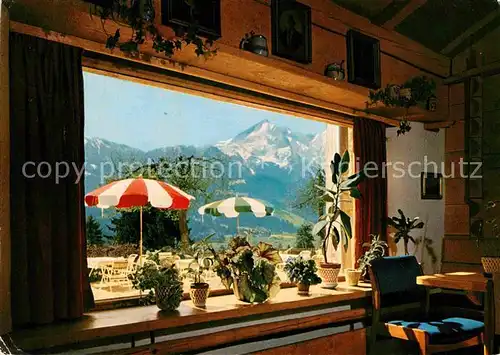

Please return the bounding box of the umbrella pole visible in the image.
[139,206,143,263]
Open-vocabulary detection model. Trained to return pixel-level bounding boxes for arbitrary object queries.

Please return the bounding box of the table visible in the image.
[416,272,487,292]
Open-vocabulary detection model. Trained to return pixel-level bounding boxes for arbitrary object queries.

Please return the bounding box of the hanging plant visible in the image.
[90,0,216,59]
[367,76,436,136]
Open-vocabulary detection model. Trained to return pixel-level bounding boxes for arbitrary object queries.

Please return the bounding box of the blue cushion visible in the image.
[388,317,484,344]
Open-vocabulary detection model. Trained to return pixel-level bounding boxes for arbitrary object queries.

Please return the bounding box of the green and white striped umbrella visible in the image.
[198,197,274,218]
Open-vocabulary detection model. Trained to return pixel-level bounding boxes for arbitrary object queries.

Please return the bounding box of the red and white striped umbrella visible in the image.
[85,178,194,258]
[85,178,194,209]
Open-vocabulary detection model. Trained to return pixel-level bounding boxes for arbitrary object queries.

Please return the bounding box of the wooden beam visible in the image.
[441,8,500,56]
[10,21,402,127]
[444,60,500,84]
[382,0,427,30]
[0,0,11,336]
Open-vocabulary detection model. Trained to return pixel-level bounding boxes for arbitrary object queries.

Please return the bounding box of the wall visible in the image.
[386,123,444,274]
[7,0,449,124]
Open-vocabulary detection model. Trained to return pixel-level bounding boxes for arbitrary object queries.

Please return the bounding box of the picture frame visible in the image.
[161,0,222,39]
[421,172,443,200]
[346,30,381,89]
[271,0,312,64]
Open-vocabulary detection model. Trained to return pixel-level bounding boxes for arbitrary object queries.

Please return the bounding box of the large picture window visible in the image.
[83,70,348,302]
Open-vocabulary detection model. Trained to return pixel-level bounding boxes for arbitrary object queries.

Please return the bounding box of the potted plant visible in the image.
[387,209,424,255]
[183,234,215,307]
[471,200,500,273]
[283,256,322,295]
[353,235,388,284]
[211,236,282,303]
[131,261,183,311]
[312,151,365,289]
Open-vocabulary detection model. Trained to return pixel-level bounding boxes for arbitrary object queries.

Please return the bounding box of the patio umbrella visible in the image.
[85,178,194,258]
[198,196,273,233]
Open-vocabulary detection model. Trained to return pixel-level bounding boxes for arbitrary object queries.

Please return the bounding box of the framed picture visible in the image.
[347,30,381,89]
[421,172,443,200]
[271,0,312,64]
[161,0,221,39]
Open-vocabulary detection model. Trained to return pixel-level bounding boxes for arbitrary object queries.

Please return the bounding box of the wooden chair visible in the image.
[368,256,485,355]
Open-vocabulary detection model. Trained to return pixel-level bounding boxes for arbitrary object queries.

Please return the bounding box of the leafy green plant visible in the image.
[91,0,216,59]
[367,76,436,136]
[131,258,183,310]
[312,151,365,263]
[471,200,500,257]
[211,236,281,303]
[183,234,215,285]
[357,235,387,277]
[284,256,321,286]
[387,209,425,255]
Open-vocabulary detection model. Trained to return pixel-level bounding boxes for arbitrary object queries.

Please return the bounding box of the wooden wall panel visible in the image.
[252,328,366,355]
[442,238,481,264]
[445,120,465,153]
[441,262,482,273]
[0,0,11,336]
[445,205,470,235]
[445,178,465,205]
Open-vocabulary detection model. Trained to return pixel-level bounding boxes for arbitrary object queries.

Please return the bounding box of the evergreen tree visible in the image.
[295,168,326,218]
[295,223,315,249]
[86,215,104,245]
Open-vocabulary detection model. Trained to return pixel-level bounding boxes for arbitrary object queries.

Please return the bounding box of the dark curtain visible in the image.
[353,118,388,262]
[9,33,94,327]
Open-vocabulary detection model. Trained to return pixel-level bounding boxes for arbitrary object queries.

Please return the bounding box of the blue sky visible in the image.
[83,71,326,151]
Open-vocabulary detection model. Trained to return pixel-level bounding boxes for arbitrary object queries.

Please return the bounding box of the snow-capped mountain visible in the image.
[215,120,323,169]
[84,121,327,237]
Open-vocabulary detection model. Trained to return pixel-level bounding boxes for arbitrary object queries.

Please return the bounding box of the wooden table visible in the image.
[417,272,493,355]
[416,272,487,292]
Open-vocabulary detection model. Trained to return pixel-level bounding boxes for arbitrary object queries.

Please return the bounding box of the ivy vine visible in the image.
[91,0,216,59]
[366,76,436,136]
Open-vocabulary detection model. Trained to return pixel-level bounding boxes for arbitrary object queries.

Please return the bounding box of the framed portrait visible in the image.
[347,30,381,89]
[271,0,312,64]
[161,0,221,39]
[421,172,443,200]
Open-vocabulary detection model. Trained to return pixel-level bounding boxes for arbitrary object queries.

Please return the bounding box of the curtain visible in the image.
[353,118,388,262]
[9,33,94,327]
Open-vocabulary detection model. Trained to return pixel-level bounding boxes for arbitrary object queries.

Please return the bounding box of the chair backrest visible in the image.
[369,256,426,311]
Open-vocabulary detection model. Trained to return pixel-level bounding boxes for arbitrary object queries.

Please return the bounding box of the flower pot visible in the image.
[297,283,310,295]
[155,286,180,311]
[318,262,341,289]
[190,283,210,307]
[345,268,362,286]
[482,257,500,273]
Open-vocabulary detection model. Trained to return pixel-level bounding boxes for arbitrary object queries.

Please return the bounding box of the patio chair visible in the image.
[101,260,133,292]
[368,256,484,355]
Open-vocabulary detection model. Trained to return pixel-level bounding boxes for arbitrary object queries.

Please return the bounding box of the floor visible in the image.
[370,339,484,355]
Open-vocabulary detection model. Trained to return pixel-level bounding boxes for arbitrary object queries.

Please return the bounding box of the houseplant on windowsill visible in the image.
[350,234,387,284]
[312,151,365,289]
[211,236,282,303]
[283,256,321,295]
[131,261,183,311]
[183,234,215,308]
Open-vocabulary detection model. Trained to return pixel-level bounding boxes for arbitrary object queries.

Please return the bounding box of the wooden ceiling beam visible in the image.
[441,8,500,56]
[382,0,428,30]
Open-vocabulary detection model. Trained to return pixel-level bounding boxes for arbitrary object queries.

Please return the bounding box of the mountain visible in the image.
[84,120,326,239]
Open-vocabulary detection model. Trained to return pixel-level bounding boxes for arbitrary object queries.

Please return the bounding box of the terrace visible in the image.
[1,0,500,354]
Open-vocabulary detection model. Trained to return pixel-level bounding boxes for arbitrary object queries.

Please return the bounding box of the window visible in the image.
[83,70,349,302]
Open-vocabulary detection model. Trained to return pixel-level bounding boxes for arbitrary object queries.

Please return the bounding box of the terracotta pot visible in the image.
[317,262,341,289]
[189,283,210,307]
[297,283,310,295]
[345,268,362,286]
[482,257,500,274]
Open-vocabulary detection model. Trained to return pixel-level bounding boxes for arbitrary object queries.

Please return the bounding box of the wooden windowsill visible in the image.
[13,282,371,352]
